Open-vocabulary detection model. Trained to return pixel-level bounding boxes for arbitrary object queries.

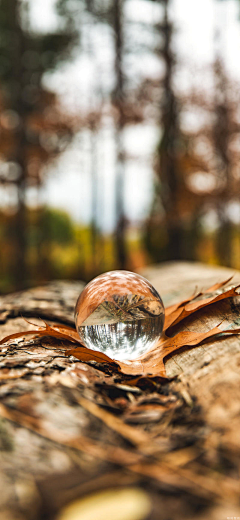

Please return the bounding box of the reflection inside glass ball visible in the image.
[75,270,165,361]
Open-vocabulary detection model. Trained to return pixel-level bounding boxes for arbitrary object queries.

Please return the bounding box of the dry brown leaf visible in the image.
[164,283,239,329]
[204,275,234,292]
[0,321,117,366]
[164,291,200,322]
[65,345,118,365]
[1,277,240,380]
[117,325,240,378]
[69,323,240,378]
[163,276,234,328]
[0,323,78,346]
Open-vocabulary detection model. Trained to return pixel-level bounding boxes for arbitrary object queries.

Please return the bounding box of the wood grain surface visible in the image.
[0,262,239,520]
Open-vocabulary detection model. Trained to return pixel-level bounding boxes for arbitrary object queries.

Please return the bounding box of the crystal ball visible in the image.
[75,270,165,361]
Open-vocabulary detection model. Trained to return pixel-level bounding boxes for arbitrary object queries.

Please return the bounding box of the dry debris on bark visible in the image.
[0,262,239,520]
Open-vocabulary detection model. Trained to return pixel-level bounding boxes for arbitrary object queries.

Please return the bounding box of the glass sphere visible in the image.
[75,270,165,362]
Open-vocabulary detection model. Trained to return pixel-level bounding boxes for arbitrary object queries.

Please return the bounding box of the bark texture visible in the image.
[0,263,240,520]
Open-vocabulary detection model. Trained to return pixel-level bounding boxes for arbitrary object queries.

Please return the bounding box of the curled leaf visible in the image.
[164,284,240,330]
[117,324,240,378]
[0,320,119,367]
[66,346,119,366]
[0,322,80,347]
[164,275,233,327]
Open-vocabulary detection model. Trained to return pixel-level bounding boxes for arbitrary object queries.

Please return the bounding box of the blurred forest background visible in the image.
[0,0,240,293]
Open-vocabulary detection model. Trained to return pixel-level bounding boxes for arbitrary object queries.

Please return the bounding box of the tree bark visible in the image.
[0,263,240,520]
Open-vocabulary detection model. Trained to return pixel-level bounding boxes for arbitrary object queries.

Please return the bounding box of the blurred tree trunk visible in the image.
[10,0,28,289]
[90,122,98,275]
[112,0,127,269]
[0,0,75,291]
[156,0,185,260]
[213,55,232,267]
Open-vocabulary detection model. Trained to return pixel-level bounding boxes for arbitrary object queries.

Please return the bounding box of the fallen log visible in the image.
[0,262,239,520]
